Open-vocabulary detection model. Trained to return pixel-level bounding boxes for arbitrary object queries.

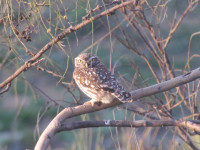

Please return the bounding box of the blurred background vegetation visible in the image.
[0,0,200,149]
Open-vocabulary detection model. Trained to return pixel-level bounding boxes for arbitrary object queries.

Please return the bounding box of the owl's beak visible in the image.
[85,63,88,68]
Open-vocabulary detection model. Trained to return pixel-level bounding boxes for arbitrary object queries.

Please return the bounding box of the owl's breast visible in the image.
[73,67,114,102]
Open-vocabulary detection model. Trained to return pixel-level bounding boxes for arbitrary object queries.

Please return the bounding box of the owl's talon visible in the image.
[83,100,102,107]
[96,101,102,106]
[83,101,93,106]
[83,100,96,107]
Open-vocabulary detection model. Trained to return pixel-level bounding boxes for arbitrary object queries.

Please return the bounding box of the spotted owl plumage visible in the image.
[73,53,132,105]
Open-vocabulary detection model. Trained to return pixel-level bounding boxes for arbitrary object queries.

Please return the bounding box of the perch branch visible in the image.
[57,120,200,132]
[35,67,200,150]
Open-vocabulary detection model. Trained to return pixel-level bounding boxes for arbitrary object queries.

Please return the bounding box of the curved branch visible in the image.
[35,67,200,150]
[57,120,200,132]
[0,0,136,91]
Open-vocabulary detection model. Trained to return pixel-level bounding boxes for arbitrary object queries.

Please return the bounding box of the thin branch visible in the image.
[163,0,198,49]
[0,0,136,92]
[36,66,63,78]
[0,82,11,95]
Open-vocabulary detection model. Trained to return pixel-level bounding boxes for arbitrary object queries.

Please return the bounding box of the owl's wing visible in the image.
[96,72,132,103]
[102,84,132,103]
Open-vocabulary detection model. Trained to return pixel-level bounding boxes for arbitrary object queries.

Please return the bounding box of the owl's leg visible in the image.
[83,100,94,106]
[83,99,101,107]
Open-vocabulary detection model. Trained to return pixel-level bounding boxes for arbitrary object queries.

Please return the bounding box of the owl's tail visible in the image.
[113,90,132,103]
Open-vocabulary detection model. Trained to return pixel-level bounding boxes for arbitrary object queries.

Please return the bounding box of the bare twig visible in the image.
[0,82,11,95]
[36,66,63,78]
[163,0,198,49]
[0,0,136,92]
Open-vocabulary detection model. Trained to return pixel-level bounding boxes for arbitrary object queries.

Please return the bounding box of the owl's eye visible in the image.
[78,59,82,63]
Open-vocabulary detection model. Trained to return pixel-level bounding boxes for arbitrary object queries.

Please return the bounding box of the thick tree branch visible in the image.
[35,67,200,150]
[57,120,200,132]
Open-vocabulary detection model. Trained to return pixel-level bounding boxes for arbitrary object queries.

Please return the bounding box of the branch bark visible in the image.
[35,67,200,150]
[56,120,200,132]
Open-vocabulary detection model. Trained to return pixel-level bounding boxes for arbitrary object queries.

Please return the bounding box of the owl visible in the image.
[73,53,132,106]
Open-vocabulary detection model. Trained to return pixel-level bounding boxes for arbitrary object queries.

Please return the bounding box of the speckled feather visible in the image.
[73,53,132,104]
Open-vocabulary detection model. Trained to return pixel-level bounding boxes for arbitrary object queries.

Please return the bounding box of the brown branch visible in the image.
[36,66,63,78]
[0,58,45,94]
[0,0,136,92]
[82,0,121,21]
[57,120,200,132]
[35,66,200,150]
[0,82,11,95]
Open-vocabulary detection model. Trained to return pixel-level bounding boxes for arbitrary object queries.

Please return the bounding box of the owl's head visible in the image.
[75,53,101,68]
